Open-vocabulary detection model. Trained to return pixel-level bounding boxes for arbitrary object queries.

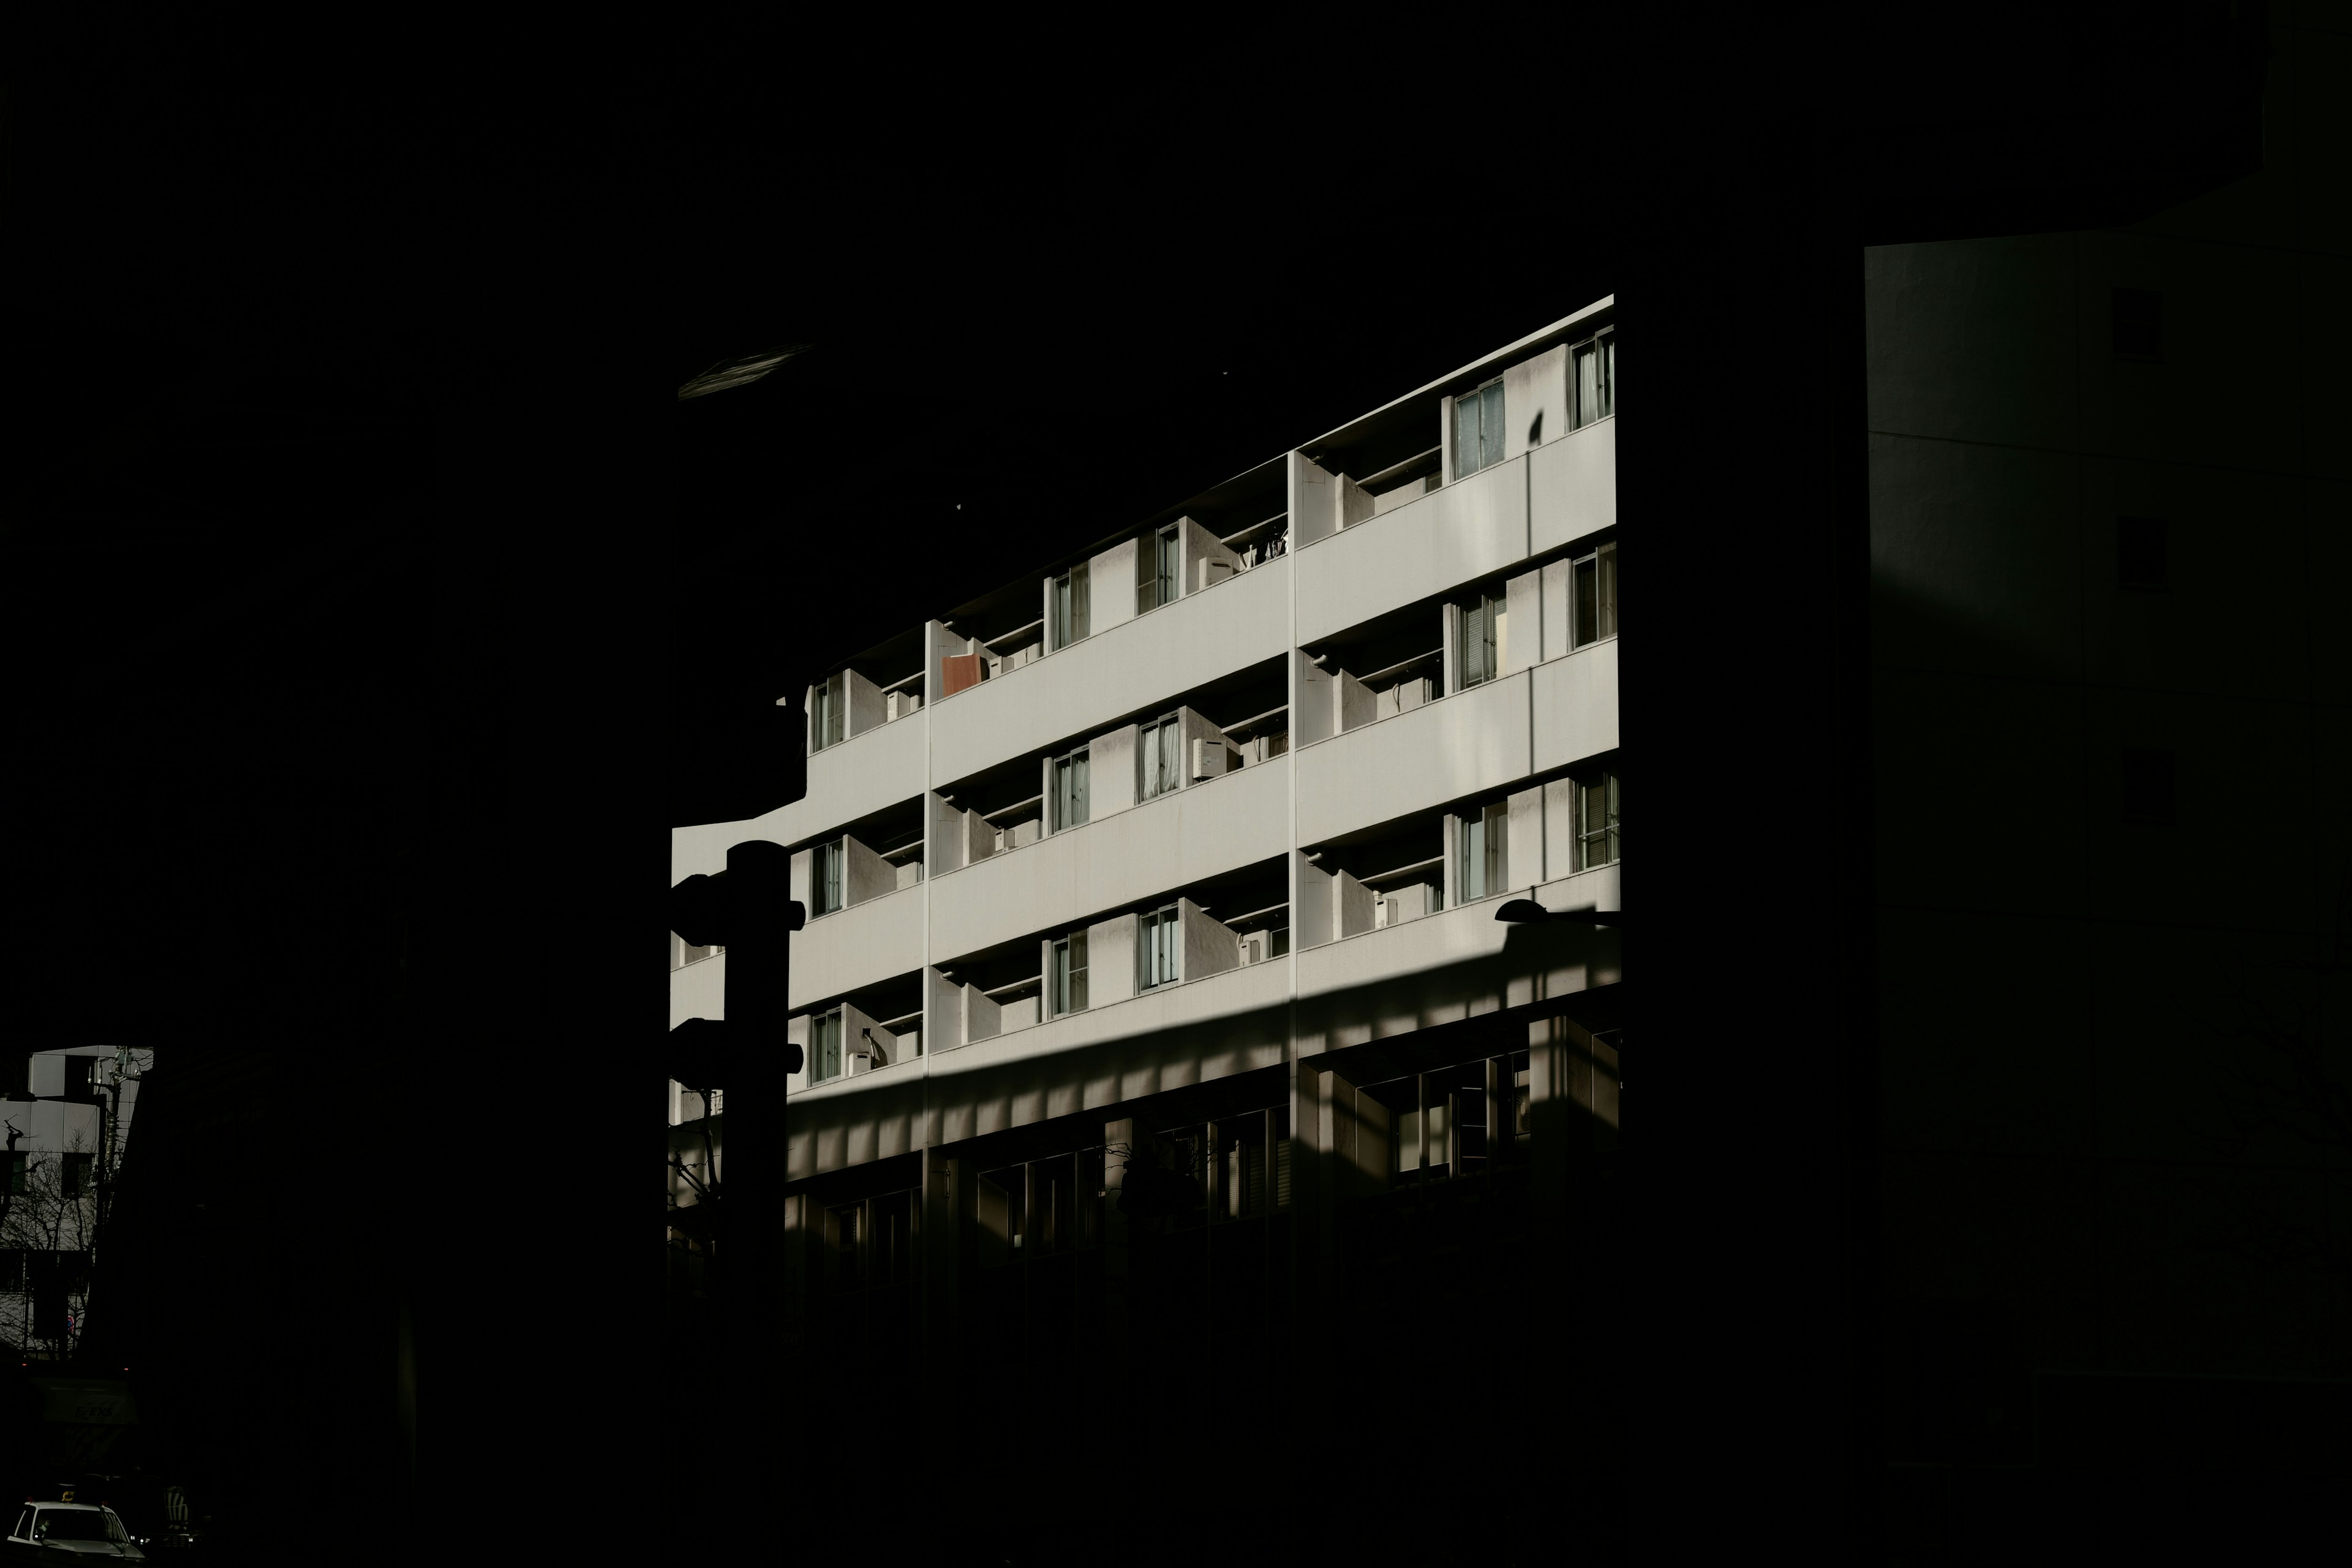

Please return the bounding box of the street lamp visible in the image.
[1494,897,1622,927]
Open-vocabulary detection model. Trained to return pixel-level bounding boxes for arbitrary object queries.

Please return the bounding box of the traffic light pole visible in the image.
[669,838,799,1550]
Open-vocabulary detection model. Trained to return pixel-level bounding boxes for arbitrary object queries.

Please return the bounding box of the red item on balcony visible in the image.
[940,653,984,696]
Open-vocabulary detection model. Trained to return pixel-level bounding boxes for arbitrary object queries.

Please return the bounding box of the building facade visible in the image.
[1,1049,150,1362]
[669,302,1626,1526]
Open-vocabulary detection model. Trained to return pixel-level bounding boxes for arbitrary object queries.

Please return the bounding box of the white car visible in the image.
[2,1503,146,1564]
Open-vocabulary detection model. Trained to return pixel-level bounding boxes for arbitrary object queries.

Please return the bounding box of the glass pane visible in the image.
[1455,394,1479,478]
[1461,815,1484,901]
[1072,752,1088,825]
[1597,545,1617,638]
[1072,562,1089,640]
[1159,722,1177,797]
[1574,558,1598,648]
[1485,803,1509,893]
[1071,931,1087,1011]
[826,674,846,744]
[1599,333,1613,417]
[1575,344,1597,428]
[1480,382,1506,470]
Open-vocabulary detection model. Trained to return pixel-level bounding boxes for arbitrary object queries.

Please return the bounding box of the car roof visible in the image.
[31,1504,105,1511]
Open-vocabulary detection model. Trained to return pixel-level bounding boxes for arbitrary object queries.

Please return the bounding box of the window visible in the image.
[813,839,845,916]
[1048,931,1088,1017]
[1137,713,1182,802]
[1051,747,1090,832]
[60,1155,91,1199]
[1458,589,1506,689]
[1572,542,1618,647]
[1137,525,1179,614]
[1457,802,1509,902]
[1138,905,1180,991]
[1453,377,1505,479]
[1573,329,1615,426]
[0,1253,20,1292]
[2111,287,2161,360]
[6,1156,23,1197]
[811,671,846,754]
[2118,518,2166,590]
[1577,771,1620,870]
[1050,563,1090,650]
[811,1008,844,1083]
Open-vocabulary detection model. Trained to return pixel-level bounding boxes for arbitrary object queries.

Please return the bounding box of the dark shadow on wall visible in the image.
[1868,545,2352,1555]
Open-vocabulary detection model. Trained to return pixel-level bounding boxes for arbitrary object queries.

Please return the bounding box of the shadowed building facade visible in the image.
[671,306,1627,1557]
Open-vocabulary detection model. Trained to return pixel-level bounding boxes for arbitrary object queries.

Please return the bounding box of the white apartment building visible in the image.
[1,1047,150,1359]
[671,298,1624,1390]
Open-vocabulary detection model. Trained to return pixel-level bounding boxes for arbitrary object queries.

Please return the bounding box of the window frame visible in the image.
[811,670,847,754]
[810,1006,845,1084]
[1457,800,1510,902]
[1050,745,1091,833]
[1048,930,1089,1017]
[1137,524,1180,614]
[1050,562,1091,650]
[1571,327,1615,428]
[1457,586,1506,690]
[812,838,846,917]
[1137,903,1180,992]
[1452,375,1506,481]
[1136,712,1182,803]
[1576,768,1621,872]
[1570,540,1618,649]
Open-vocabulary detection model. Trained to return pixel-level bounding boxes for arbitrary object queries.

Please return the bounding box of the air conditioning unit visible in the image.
[1240,931,1268,965]
[886,688,922,720]
[1190,737,1230,780]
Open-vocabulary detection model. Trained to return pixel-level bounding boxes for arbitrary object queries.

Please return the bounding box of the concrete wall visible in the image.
[670,946,725,1030]
[1505,568,1542,676]
[1503,344,1569,461]
[1290,452,1338,548]
[1540,560,1571,662]
[927,754,1290,963]
[1294,851,1333,950]
[1088,537,1139,634]
[1335,668,1374,734]
[1529,638,1619,775]
[843,834,894,906]
[1528,414,1615,556]
[1335,868,1374,941]
[1180,516,1242,594]
[1179,897,1240,982]
[1295,650,1335,745]
[924,966,962,1050]
[787,881,925,1011]
[845,668,885,737]
[1297,669,1531,846]
[1297,453,1528,646]
[1508,785,1545,893]
[1086,912,1138,1009]
[929,556,1290,788]
[1089,723,1137,815]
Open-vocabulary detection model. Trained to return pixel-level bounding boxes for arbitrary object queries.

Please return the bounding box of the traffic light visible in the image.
[668,840,804,1084]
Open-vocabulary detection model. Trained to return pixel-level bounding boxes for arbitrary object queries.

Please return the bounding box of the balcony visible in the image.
[1529,415,1615,557]
[926,955,1293,1128]
[1297,453,1528,647]
[1530,636,1619,774]
[1294,868,1622,1053]
[928,753,1292,965]
[1296,669,1532,847]
[793,701,927,852]
[788,881,928,1011]
[928,555,1292,794]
